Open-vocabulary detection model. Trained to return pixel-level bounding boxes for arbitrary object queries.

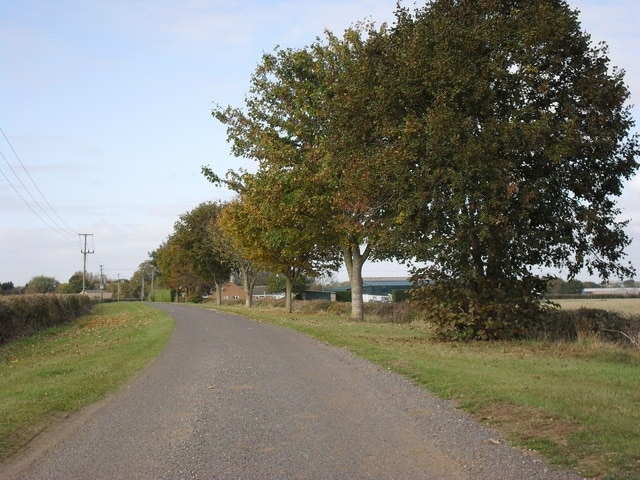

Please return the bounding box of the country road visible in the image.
[2,304,582,479]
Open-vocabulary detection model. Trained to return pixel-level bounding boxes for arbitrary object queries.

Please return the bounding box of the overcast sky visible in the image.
[1,0,639,286]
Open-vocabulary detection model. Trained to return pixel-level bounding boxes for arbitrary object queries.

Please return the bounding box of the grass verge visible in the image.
[204,302,639,480]
[0,302,174,462]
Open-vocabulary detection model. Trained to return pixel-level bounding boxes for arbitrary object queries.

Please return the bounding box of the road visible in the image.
[2,304,582,479]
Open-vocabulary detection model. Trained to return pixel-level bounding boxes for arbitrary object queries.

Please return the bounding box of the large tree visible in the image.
[209,25,405,320]
[210,201,259,308]
[389,0,639,339]
[208,172,339,313]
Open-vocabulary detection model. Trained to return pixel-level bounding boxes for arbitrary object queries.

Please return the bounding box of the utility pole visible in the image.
[78,234,94,294]
[117,274,121,302]
[99,264,104,302]
[150,267,155,302]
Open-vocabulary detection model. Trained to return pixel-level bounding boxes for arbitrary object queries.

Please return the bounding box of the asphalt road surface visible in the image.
[2,304,583,479]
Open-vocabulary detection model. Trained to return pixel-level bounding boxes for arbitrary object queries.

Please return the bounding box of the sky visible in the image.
[1,0,639,287]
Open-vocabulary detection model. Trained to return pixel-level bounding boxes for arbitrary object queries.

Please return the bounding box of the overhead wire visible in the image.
[0,162,60,232]
[0,126,77,236]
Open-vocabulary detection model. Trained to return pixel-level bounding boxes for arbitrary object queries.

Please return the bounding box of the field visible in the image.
[555,297,640,316]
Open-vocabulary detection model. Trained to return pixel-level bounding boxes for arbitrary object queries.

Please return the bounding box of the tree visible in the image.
[0,282,16,295]
[106,278,133,301]
[25,275,59,294]
[208,24,404,320]
[208,175,338,313]
[388,0,639,339]
[547,278,584,295]
[209,201,259,308]
[67,272,87,293]
[153,202,232,303]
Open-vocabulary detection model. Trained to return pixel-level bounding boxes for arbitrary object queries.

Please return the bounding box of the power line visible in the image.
[0,126,77,236]
[0,163,60,232]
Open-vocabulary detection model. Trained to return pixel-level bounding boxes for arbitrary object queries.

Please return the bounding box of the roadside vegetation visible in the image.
[1,298,637,478]
[205,298,640,480]
[0,302,174,462]
[0,294,93,344]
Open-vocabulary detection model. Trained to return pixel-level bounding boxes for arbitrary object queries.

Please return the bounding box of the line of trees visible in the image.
[156,0,638,340]
[0,273,140,299]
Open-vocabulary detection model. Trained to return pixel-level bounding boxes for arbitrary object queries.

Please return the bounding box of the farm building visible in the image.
[331,277,411,302]
[582,287,640,296]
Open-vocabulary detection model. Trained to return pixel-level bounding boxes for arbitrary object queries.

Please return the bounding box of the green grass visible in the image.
[0,302,174,461]
[204,302,640,480]
[2,299,637,479]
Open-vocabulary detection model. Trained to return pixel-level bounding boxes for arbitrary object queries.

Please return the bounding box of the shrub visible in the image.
[532,308,640,347]
[0,294,94,344]
[409,278,547,341]
[293,300,349,316]
[364,302,415,323]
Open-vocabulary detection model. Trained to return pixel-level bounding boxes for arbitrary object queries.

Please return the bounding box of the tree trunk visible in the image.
[285,275,294,314]
[241,267,255,308]
[214,281,223,305]
[343,240,370,321]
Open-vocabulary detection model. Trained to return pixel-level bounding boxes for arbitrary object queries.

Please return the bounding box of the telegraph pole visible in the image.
[79,234,94,293]
[99,264,104,301]
[150,267,155,302]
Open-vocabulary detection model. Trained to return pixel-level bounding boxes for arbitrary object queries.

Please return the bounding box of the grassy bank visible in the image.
[204,301,639,480]
[0,302,174,461]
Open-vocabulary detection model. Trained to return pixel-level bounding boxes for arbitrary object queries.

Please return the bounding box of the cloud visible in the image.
[93,0,396,56]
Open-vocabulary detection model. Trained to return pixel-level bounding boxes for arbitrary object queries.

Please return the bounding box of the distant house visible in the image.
[252,286,285,300]
[298,290,333,301]
[83,290,113,300]
[219,282,244,301]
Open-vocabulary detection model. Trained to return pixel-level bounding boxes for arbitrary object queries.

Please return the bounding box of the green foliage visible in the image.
[389,0,639,338]
[66,272,86,293]
[0,282,17,294]
[265,272,312,294]
[203,0,638,334]
[153,202,232,299]
[391,289,410,303]
[24,276,59,294]
[208,24,403,320]
[152,289,173,302]
[547,278,585,295]
[334,290,351,302]
[410,268,552,340]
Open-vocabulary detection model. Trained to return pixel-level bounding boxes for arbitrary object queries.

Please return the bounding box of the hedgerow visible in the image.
[0,294,94,344]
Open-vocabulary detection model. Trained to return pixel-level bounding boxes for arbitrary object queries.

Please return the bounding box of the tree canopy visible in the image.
[387,0,639,338]
[25,275,59,294]
[208,25,406,319]
[201,0,637,337]
[209,171,339,313]
[153,202,232,302]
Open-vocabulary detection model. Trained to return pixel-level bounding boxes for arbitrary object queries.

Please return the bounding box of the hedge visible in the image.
[0,294,94,344]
